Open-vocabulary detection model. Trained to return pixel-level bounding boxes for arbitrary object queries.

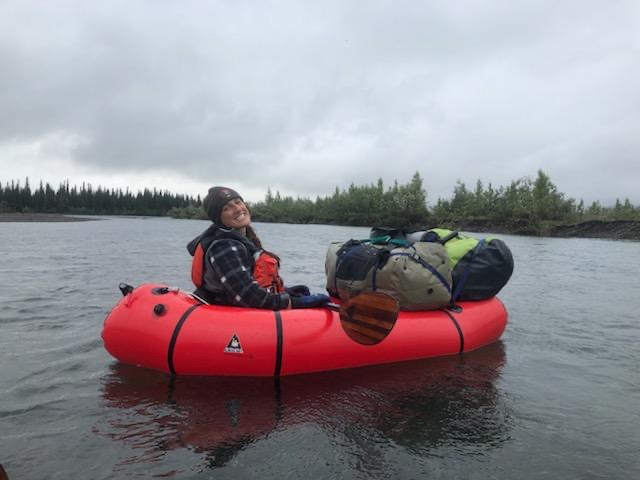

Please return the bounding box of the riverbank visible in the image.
[2,212,639,241]
[0,213,98,222]
[548,219,640,241]
[453,218,640,241]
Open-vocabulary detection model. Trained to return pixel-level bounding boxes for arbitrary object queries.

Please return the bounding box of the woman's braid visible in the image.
[245,225,281,263]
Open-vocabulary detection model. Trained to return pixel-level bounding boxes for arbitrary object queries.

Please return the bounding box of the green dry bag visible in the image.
[421,228,514,301]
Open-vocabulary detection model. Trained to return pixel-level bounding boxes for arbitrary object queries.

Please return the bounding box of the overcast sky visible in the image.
[1,1,639,205]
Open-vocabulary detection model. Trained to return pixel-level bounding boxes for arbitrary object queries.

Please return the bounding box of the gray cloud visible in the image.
[1,0,639,204]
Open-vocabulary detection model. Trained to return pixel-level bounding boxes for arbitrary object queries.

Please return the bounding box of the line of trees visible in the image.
[0,179,197,216]
[251,173,428,226]
[1,171,638,229]
[249,170,639,227]
[432,170,639,224]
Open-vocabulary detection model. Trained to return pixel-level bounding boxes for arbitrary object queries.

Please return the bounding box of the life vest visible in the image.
[190,241,212,289]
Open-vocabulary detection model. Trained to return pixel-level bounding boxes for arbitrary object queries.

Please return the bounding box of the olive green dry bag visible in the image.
[325,239,452,310]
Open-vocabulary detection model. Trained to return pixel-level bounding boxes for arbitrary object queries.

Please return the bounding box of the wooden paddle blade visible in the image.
[339,291,399,345]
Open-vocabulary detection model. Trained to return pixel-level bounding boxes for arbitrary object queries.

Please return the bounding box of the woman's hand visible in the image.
[291,293,331,309]
[285,285,311,297]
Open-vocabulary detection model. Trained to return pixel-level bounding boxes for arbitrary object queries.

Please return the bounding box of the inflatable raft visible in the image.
[102,283,508,376]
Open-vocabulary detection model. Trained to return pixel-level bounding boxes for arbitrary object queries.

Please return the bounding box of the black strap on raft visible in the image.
[119,283,134,296]
[167,304,202,375]
[442,308,464,353]
[273,311,283,377]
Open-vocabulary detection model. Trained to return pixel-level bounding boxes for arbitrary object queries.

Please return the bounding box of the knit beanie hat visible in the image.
[203,186,243,224]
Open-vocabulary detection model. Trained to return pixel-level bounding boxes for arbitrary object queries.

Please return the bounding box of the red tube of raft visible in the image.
[102,283,508,376]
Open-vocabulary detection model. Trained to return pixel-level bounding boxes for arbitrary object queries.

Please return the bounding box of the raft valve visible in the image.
[153,304,166,316]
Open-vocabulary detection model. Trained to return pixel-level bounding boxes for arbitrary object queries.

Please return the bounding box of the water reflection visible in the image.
[98,342,511,471]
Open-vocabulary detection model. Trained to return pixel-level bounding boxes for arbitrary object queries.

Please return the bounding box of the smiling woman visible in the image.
[186,186,330,310]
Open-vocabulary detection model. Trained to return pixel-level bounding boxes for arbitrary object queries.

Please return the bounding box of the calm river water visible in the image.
[1,217,639,479]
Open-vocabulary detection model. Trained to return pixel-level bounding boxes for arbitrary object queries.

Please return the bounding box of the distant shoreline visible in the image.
[448,219,640,241]
[0,213,99,222]
[2,212,638,241]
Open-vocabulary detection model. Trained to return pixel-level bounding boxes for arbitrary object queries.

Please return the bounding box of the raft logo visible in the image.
[224,334,243,354]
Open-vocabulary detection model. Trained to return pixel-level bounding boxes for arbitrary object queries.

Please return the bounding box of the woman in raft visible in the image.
[187,186,330,310]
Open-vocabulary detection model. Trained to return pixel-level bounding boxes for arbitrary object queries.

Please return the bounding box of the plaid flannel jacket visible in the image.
[208,239,290,310]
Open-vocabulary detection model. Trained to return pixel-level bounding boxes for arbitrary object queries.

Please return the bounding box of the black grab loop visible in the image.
[152,287,171,295]
[119,283,134,296]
